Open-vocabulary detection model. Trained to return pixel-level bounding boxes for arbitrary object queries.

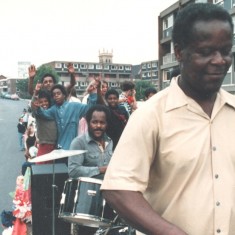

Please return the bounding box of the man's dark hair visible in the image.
[102,80,109,87]
[85,104,111,123]
[144,87,157,99]
[38,89,52,107]
[172,3,233,49]
[40,73,57,84]
[120,81,135,92]
[51,84,67,98]
[105,89,119,100]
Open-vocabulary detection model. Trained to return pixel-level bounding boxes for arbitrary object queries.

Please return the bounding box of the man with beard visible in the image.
[68,105,113,235]
[68,104,112,179]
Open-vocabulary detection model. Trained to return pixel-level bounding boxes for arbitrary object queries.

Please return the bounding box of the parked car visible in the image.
[11,94,20,100]
[0,92,7,98]
[4,93,11,99]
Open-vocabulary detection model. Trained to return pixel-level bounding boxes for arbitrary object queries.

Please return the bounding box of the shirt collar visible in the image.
[165,76,235,112]
[85,132,111,143]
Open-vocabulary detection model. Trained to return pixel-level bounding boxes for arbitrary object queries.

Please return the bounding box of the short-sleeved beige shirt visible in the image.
[101,77,235,235]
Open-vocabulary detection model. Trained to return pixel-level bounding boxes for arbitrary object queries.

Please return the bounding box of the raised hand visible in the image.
[31,98,40,109]
[35,82,42,92]
[28,65,36,79]
[86,80,98,94]
[67,62,75,74]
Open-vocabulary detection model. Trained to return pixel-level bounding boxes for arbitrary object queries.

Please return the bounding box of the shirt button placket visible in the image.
[212,143,221,234]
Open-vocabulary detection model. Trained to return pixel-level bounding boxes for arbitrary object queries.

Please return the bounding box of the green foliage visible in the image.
[16,79,31,99]
[135,80,156,101]
[32,65,60,87]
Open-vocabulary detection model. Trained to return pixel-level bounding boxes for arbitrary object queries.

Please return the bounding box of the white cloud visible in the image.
[0,0,177,77]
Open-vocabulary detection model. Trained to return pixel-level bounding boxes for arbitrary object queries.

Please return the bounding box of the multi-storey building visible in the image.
[0,77,17,95]
[43,51,133,95]
[140,60,159,87]
[44,51,159,95]
[1,50,158,97]
[158,0,235,93]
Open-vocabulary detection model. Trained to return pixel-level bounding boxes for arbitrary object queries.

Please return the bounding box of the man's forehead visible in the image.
[43,76,54,81]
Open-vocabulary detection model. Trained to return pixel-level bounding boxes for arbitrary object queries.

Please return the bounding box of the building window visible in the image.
[213,0,224,6]
[152,71,157,76]
[111,65,117,70]
[142,64,146,69]
[55,63,62,68]
[80,64,87,69]
[125,66,131,71]
[111,82,118,87]
[104,65,109,70]
[96,64,102,70]
[73,64,78,68]
[163,14,173,30]
[118,66,124,70]
[152,62,157,68]
[147,63,151,68]
[88,64,94,69]
[232,16,235,34]
[80,82,89,87]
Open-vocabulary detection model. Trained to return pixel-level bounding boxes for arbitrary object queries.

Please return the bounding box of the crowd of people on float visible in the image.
[2,62,156,235]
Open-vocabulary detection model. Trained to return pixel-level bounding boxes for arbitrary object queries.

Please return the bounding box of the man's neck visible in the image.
[178,76,217,117]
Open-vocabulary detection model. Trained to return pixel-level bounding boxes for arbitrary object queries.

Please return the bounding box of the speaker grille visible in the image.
[31,164,71,235]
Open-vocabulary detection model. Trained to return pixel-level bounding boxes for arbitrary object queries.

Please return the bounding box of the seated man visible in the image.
[68,105,113,235]
[68,104,112,179]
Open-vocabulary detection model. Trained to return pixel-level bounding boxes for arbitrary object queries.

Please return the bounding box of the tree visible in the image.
[135,80,156,101]
[16,79,31,99]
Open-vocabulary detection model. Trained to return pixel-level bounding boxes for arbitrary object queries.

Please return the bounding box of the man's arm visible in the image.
[28,65,37,96]
[73,79,99,119]
[34,105,54,120]
[66,62,76,95]
[131,89,138,112]
[103,190,188,235]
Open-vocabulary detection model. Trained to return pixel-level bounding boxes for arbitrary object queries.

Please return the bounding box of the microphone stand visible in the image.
[52,159,57,235]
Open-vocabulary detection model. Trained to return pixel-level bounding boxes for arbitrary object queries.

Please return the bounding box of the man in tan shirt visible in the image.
[101,3,235,235]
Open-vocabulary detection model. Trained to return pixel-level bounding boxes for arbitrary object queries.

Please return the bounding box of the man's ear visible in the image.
[174,44,183,62]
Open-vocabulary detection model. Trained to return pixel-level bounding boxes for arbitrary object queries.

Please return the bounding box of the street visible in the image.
[0,98,134,235]
[0,98,29,233]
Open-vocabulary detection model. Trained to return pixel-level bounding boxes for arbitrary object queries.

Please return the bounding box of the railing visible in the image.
[162,27,173,39]
[163,53,176,65]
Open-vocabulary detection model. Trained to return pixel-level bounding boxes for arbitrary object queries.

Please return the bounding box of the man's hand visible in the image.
[132,89,136,97]
[86,79,100,94]
[67,62,75,74]
[31,99,40,109]
[99,166,107,174]
[34,82,42,93]
[28,65,36,79]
